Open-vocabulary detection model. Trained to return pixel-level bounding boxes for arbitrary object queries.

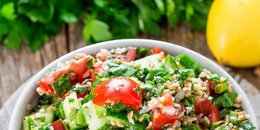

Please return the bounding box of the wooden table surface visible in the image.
[0,23,259,108]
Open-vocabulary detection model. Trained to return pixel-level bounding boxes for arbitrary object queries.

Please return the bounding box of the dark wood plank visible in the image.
[68,23,86,51]
[30,50,44,74]
[0,48,20,103]
[0,45,3,107]
[54,27,69,57]
[255,66,260,77]
[40,40,58,66]
[16,47,33,81]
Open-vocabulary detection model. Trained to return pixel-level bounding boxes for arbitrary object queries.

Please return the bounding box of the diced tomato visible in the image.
[151,47,162,54]
[208,105,221,124]
[151,94,185,130]
[92,77,142,109]
[124,48,136,61]
[152,109,180,130]
[69,56,91,83]
[77,92,88,98]
[51,119,66,130]
[204,80,213,95]
[37,68,69,94]
[91,63,109,82]
[96,49,111,61]
[194,98,212,116]
[37,56,91,95]
[160,93,174,106]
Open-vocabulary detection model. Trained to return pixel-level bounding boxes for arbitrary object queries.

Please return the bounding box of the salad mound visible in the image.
[23,47,256,130]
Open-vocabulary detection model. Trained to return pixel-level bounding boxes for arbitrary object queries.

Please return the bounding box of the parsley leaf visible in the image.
[1,0,213,51]
[241,120,256,130]
[215,92,238,108]
[83,18,112,42]
[52,75,72,95]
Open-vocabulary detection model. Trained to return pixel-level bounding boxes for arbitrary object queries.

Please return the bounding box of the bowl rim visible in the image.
[9,39,258,129]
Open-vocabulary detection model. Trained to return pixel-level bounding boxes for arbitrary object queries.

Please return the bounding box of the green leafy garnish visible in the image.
[165,55,177,69]
[210,74,220,82]
[86,58,94,69]
[106,102,127,113]
[241,120,256,130]
[136,47,152,59]
[52,75,72,95]
[215,92,238,108]
[81,92,95,104]
[108,61,138,77]
[0,0,213,51]
[177,54,203,76]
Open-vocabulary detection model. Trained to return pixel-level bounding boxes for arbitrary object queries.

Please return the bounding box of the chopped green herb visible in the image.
[106,102,127,113]
[165,55,177,69]
[177,54,202,76]
[52,75,72,95]
[81,90,95,104]
[86,58,94,69]
[210,74,220,82]
[108,62,137,77]
[136,47,152,59]
[241,120,256,130]
[215,92,238,108]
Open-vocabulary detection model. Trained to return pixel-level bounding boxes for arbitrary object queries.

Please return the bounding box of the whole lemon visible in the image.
[206,0,260,68]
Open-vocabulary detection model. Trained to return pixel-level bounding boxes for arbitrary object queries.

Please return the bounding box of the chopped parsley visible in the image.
[52,75,72,95]
[215,92,238,108]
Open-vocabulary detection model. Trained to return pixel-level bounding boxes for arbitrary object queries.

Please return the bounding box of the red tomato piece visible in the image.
[151,47,162,54]
[159,93,174,106]
[69,56,91,83]
[77,92,88,99]
[91,63,109,82]
[204,80,213,95]
[37,56,91,95]
[208,105,221,124]
[51,119,66,130]
[152,109,180,130]
[96,49,111,61]
[151,94,185,130]
[194,98,212,116]
[92,77,142,109]
[124,48,136,61]
[37,68,69,94]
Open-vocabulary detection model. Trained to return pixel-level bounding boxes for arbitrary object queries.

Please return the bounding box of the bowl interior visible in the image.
[9,39,258,129]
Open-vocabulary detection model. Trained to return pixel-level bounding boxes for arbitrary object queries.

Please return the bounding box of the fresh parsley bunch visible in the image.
[0,0,212,52]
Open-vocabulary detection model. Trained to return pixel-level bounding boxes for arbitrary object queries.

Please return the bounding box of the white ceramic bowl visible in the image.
[9,39,258,129]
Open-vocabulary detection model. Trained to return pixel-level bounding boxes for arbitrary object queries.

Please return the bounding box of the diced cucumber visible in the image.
[62,92,81,119]
[23,116,31,130]
[23,105,55,130]
[30,122,51,130]
[229,111,239,125]
[176,54,202,76]
[82,101,107,130]
[215,82,229,94]
[61,92,87,129]
[135,52,164,70]
[216,124,229,130]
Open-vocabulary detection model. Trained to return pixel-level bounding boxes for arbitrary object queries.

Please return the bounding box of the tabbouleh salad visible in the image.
[23,47,256,130]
